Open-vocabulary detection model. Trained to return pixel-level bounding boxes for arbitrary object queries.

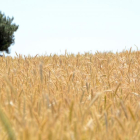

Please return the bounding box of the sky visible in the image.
[1,0,140,57]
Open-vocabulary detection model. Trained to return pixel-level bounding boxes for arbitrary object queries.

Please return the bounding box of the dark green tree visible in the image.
[0,11,19,55]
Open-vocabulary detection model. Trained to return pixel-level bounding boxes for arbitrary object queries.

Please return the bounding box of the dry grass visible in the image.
[0,48,140,140]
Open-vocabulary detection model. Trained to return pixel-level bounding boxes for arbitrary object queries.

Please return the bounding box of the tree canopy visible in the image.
[0,11,19,54]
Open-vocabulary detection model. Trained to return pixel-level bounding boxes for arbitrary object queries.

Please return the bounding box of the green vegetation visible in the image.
[0,11,19,54]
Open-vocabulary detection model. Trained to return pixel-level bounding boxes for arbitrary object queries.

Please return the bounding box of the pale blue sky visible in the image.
[1,0,140,57]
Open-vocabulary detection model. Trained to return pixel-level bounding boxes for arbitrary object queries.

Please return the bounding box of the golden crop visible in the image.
[0,48,140,140]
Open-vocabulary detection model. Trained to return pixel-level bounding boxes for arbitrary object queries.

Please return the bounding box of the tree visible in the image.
[0,11,19,55]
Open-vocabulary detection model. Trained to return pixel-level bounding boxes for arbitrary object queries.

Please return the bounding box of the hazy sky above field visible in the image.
[1,0,140,57]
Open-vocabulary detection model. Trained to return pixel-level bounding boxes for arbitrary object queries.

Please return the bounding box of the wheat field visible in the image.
[0,48,140,140]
